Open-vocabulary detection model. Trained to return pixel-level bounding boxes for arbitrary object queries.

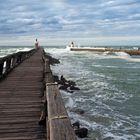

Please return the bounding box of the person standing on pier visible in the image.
[70,41,74,48]
[35,38,39,49]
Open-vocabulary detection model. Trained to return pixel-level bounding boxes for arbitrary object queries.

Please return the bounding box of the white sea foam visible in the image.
[45,48,70,56]
[114,52,140,62]
[0,47,32,57]
[115,52,131,58]
[63,96,76,108]
[0,48,17,56]
[104,132,137,140]
[103,51,140,62]
[103,51,130,58]
[16,48,32,52]
[126,58,140,62]
[0,55,5,58]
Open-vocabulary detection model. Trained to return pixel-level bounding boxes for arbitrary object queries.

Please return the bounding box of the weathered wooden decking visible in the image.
[0,49,46,140]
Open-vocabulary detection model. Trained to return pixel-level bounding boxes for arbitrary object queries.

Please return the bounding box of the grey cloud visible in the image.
[0,0,140,37]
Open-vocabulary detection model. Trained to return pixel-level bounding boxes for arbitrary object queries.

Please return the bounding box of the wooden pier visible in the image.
[0,48,76,140]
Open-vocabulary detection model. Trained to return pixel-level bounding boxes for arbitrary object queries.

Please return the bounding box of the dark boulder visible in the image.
[59,85,68,90]
[60,75,67,83]
[67,80,76,86]
[44,53,60,65]
[70,86,80,90]
[75,128,88,138]
[74,109,85,115]
[72,121,80,129]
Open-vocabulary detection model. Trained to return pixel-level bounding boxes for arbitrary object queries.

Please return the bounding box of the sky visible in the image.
[0,0,140,46]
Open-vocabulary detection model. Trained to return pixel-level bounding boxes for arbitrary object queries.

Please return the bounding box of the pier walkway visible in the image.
[0,48,76,140]
[0,49,46,140]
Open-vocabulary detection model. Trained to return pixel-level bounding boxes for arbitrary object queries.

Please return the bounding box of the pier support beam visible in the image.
[46,83,76,140]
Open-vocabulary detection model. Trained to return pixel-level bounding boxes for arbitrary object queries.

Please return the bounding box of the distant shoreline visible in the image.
[0,45,140,48]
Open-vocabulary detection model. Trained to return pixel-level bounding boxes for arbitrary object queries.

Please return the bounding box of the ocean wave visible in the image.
[126,58,140,62]
[103,131,139,140]
[103,51,130,58]
[16,48,32,52]
[103,51,140,62]
[46,47,140,65]
[0,47,32,57]
[46,46,140,140]
[44,48,70,56]
[115,52,131,58]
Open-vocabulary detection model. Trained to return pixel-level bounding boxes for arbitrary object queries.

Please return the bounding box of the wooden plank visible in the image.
[46,84,68,118]
[46,84,76,140]
[44,58,54,83]
[45,72,54,83]
[44,59,51,73]
[50,119,77,140]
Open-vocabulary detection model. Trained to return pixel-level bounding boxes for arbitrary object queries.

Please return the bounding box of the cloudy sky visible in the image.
[0,0,140,46]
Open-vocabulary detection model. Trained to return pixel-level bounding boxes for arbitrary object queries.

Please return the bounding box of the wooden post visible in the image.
[46,83,76,140]
[45,72,54,83]
[44,59,54,83]
[0,60,4,76]
[5,58,11,73]
[44,59,51,73]
[11,56,17,68]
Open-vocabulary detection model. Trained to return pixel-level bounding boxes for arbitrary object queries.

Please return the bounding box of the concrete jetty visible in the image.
[70,47,140,55]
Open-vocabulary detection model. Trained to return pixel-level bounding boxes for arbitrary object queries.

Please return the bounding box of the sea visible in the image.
[0,45,140,140]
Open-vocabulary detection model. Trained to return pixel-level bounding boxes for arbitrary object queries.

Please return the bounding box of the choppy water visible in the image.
[0,46,32,57]
[1,46,140,140]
